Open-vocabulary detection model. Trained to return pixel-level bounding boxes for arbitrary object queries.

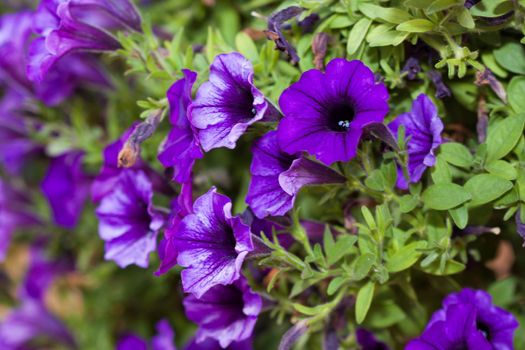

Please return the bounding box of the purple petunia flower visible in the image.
[183,277,262,348]
[246,131,346,218]
[0,10,109,106]
[158,69,203,183]
[388,94,444,189]
[41,151,91,229]
[28,0,141,82]
[185,337,252,350]
[0,242,75,350]
[156,182,193,276]
[0,180,40,261]
[356,329,390,350]
[96,169,166,268]
[117,319,176,350]
[406,288,519,350]
[0,90,41,174]
[173,187,253,297]
[277,58,389,165]
[189,52,277,152]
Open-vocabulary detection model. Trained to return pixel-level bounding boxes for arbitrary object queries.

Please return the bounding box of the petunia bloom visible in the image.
[0,91,41,174]
[246,131,346,219]
[277,58,389,165]
[174,187,253,298]
[0,10,108,106]
[95,170,166,268]
[388,94,444,189]
[406,288,518,350]
[28,0,141,82]
[158,69,203,183]
[356,329,390,350]
[156,182,193,276]
[117,319,176,350]
[41,151,91,229]
[183,277,262,348]
[185,337,252,350]
[190,52,277,152]
[0,180,40,261]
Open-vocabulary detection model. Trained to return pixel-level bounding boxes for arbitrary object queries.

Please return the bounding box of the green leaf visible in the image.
[293,302,328,316]
[386,241,427,272]
[449,205,469,229]
[422,183,472,210]
[356,281,375,324]
[427,0,462,14]
[486,114,525,162]
[365,169,385,191]
[327,276,347,296]
[353,253,376,280]
[456,7,475,28]
[358,4,412,24]
[508,77,525,113]
[399,194,419,213]
[235,32,259,62]
[488,277,517,307]
[493,42,525,75]
[440,142,473,168]
[431,156,452,183]
[485,160,517,180]
[325,232,358,265]
[396,19,435,33]
[404,0,434,8]
[367,300,406,328]
[367,25,409,47]
[347,18,372,55]
[421,259,465,275]
[464,174,513,206]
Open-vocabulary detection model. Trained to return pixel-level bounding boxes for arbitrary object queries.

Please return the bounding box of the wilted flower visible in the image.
[183,277,262,348]
[158,69,203,183]
[41,151,91,228]
[190,52,277,152]
[401,57,421,80]
[117,319,176,350]
[388,94,444,189]
[277,58,389,165]
[265,6,303,64]
[427,70,451,99]
[95,170,166,268]
[406,288,518,350]
[174,187,254,297]
[91,123,168,202]
[28,0,141,82]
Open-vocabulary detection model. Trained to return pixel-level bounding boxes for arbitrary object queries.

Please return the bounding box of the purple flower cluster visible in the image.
[407,288,518,350]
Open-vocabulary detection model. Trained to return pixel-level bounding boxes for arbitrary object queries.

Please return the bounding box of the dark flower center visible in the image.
[326,102,355,132]
[477,321,492,341]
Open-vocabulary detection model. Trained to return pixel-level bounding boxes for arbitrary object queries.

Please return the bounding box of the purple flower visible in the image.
[246,131,346,218]
[156,182,193,276]
[406,288,518,350]
[277,58,389,165]
[41,151,91,229]
[183,277,262,348]
[265,6,304,64]
[117,319,176,350]
[158,69,203,183]
[92,123,169,202]
[401,57,421,80]
[174,187,253,297]
[388,94,444,189]
[464,0,480,9]
[427,70,451,99]
[0,91,41,174]
[28,0,140,82]
[96,170,166,268]
[0,10,109,106]
[356,329,390,350]
[185,337,252,350]
[0,180,40,261]
[0,300,76,350]
[190,52,277,152]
